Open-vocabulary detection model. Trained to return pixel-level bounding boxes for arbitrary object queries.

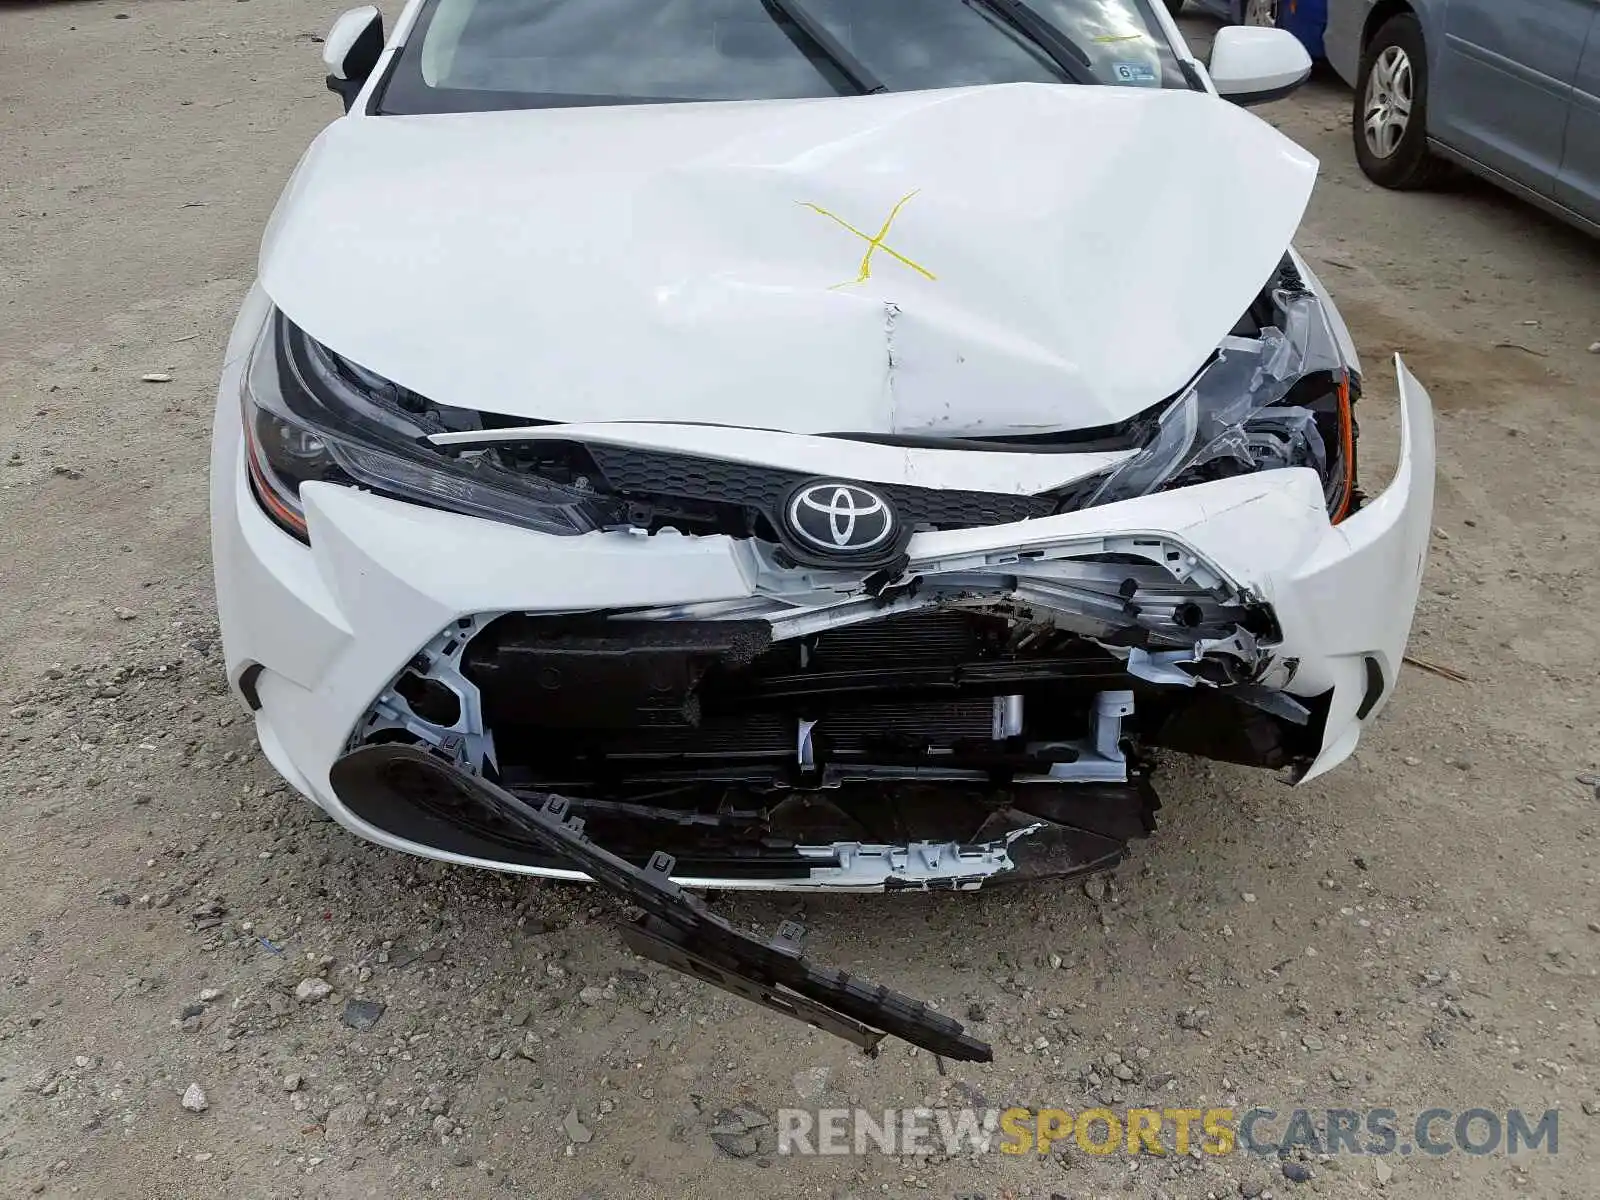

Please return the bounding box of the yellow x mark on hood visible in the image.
[800,190,938,290]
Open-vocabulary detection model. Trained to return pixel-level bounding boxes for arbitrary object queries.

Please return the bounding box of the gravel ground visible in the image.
[2,3,1599,1198]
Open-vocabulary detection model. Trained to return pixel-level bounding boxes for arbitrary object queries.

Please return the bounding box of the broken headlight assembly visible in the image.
[241,311,607,541]
[1084,273,1358,522]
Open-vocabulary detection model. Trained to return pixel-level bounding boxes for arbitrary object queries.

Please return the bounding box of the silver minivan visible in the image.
[1325,0,1600,234]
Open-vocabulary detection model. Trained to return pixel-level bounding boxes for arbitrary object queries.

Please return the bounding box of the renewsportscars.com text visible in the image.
[776,1106,1559,1158]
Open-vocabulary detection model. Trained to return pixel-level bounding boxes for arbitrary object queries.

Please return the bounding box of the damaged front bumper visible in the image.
[331,743,995,1059]
[213,336,1435,891]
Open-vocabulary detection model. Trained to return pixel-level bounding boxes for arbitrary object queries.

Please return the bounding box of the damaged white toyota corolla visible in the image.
[212,0,1437,901]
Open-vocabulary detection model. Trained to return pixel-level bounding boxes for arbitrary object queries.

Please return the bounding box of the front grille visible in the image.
[811,610,988,668]
[586,443,1058,532]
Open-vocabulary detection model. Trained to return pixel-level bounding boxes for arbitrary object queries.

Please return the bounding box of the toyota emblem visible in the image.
[784,481,896,556]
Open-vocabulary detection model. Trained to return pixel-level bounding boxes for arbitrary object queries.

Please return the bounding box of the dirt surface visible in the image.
[3,3,1599,1198]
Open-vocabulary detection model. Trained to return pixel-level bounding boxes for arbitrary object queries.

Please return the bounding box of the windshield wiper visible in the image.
[962,0,1096,85]
[762,0,888,96]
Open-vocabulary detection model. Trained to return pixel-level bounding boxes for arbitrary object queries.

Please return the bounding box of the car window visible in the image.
[379,0,1188,114]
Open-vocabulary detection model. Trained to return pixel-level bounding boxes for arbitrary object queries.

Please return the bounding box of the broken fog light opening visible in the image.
[241,310,608,540]
[1084,287,1359,522]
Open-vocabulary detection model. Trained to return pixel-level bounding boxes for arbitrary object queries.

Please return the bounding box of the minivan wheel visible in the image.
[1353,13,1448,189]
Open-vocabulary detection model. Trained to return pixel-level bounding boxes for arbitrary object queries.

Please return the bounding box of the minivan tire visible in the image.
[1353,13,1449,189]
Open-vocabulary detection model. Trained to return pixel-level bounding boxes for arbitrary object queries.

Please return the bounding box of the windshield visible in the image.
[378,0,1188,114]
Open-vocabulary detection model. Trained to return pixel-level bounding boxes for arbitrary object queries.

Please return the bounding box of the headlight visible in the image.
[1085,270,1358,521]
[241,311,607,541]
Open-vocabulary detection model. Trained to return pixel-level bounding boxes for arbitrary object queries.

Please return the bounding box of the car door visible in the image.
[1554,3,1600,223]
[1429,0,1591,196]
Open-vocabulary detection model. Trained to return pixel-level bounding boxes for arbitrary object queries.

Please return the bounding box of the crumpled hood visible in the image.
[261,83,1317,435]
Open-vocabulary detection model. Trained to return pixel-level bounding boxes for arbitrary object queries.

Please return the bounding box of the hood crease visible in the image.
[261,83,1318,435]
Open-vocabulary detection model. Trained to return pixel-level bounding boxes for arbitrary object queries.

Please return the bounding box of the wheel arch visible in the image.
[1362,1,1418,55]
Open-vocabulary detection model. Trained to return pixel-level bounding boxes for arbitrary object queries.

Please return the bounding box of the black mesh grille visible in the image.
[586,443,1058,531]
[811,610,986,668]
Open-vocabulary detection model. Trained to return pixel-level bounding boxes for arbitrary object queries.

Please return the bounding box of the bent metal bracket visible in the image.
[329,743,993,1062]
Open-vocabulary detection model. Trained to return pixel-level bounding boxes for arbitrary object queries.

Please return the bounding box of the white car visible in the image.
[212,0,1436,898]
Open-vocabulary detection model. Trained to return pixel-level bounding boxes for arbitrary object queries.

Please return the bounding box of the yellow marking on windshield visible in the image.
[1093,32,1145,42]
[799,190,937,289]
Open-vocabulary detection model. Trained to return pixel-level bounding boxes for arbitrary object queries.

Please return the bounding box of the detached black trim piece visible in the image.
[330,744,992,1062]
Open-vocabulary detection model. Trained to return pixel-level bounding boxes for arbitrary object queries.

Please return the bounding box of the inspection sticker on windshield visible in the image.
[1111,61,1159,86]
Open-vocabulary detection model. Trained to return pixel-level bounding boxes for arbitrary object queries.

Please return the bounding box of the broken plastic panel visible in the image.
[329,744,994,1061]
[1087,290,1344,508]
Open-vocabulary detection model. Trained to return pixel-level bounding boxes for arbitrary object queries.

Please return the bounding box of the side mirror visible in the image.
[1207,26,1312,106]
[324,6,385,113]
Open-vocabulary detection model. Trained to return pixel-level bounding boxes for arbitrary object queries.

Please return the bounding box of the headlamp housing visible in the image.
[1083,273,1358,521]
[241,312,607,541]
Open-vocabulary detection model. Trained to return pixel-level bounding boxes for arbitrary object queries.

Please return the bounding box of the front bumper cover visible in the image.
[213,277,1436,890]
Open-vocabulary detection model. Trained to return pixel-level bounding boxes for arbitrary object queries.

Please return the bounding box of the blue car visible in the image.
[1167,0,1329,59]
